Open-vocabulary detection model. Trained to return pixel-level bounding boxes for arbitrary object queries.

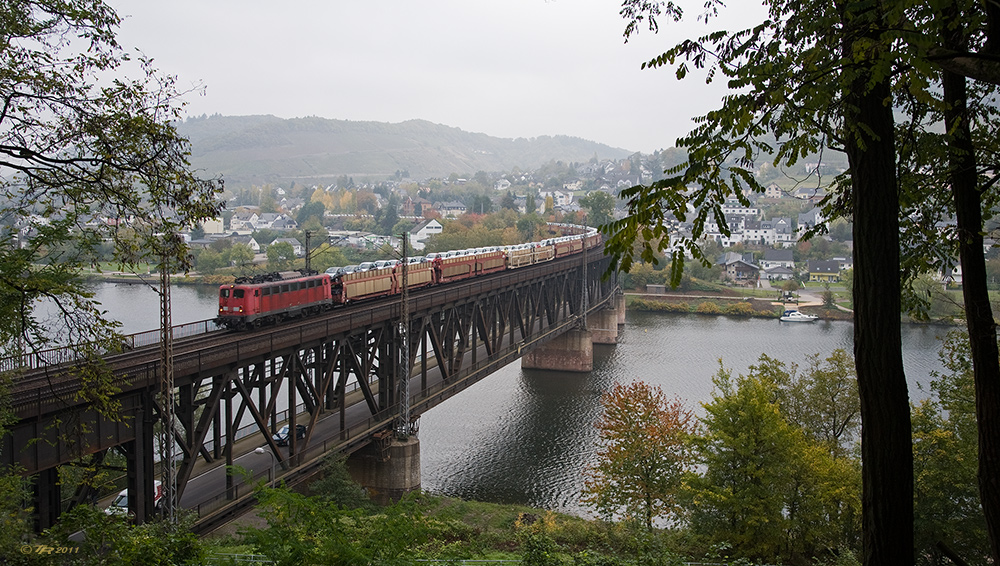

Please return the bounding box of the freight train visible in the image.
[216,224,601,330]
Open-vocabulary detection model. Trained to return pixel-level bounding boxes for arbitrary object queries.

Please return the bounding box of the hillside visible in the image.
[176,115,634,187]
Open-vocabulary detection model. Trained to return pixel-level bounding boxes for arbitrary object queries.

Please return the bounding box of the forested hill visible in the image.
[176,115,634,187]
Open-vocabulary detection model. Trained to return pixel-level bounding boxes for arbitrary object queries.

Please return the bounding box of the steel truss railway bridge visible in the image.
[4,249,622,533]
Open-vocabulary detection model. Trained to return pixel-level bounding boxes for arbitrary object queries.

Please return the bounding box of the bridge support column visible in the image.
[33,467,60,531]
[521,329,593,372]
[349,436,421,505]
[590,308,619,345]
[616,293,626,326]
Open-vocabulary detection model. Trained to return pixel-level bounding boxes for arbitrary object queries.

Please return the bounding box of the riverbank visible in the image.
[625,291,855,322]
[84,273,230,286]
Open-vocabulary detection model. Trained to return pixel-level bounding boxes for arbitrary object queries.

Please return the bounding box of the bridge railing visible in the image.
[123,319,224,350]
[0,319,223,373]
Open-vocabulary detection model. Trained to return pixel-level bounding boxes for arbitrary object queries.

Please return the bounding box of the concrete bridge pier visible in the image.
[521,329,594,372]
[349,435,421,504]
[616,293,626,326]
[590,307,620,345]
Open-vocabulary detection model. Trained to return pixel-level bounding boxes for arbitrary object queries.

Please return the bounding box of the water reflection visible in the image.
[424,365,613,513]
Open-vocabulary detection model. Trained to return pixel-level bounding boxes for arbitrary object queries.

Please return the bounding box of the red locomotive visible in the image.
[218,273,333,329]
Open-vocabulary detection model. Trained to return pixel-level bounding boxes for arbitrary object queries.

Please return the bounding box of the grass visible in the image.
[800,281,843,288]
[82,262,158,274]
[627,297,780,318]
[206,492,669,564]
[738,286,787,299]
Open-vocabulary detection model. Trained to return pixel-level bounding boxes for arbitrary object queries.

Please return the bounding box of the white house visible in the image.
[743,220,772,246]
[721,199,760,218]
[760,248,795,270]
[746,217,795,247]
[230,210,259,232]
[797,207,826,238]
[255,213,281,229]
[764,266,795,280]
[271,238,303,257]
[231,235,261,253]
[703,214,748,248]
[194,217,225,235]
[539,190,572,207]
[270,215,298,231]
[764,184,784,199]
[437,201,466,218]
[770,217,795,247]
[409,219,443,251]
[706,232,746,248]
[833,256,854,271]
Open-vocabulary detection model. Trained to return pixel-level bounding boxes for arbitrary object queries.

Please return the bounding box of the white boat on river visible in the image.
[780,309,819,322]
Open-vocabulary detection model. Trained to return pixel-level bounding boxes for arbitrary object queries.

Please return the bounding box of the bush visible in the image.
[309,453,371,509]
[629,299,691,313]
[723,302,758,317]
[696,302,722,314]
[687,277,724,293]
[199,274,236,285]
[631,299,781,318]
[629,263,665,290]
[574,550,631,566]
[665,302,691,313]
[517,512,563,566]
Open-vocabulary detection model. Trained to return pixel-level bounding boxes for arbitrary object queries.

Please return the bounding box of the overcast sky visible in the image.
[109,1,767,154]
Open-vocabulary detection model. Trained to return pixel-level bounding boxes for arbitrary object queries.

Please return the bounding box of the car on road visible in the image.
[272,424,306,446]
[105,480,163,516]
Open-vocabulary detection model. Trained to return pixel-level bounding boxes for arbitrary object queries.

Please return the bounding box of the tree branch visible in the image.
[927,47,1000,86]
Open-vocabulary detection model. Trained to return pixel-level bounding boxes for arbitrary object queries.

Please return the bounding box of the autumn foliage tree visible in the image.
[0,0,223,359]
[688,361,861,561]
[582,381,695,530]
[912,332,990,566]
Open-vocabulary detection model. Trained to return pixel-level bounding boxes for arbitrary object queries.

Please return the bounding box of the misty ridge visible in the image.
[176,115,637,187]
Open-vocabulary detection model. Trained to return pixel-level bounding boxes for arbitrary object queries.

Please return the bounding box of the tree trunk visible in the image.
[942,9,1000,561]
[841,6,914,565]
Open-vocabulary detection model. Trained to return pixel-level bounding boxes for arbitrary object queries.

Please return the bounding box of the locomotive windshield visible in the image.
[220,289,229,298]
[234,289,244,298]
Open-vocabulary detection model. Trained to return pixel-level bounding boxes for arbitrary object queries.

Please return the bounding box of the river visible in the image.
[91,282,952,518]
